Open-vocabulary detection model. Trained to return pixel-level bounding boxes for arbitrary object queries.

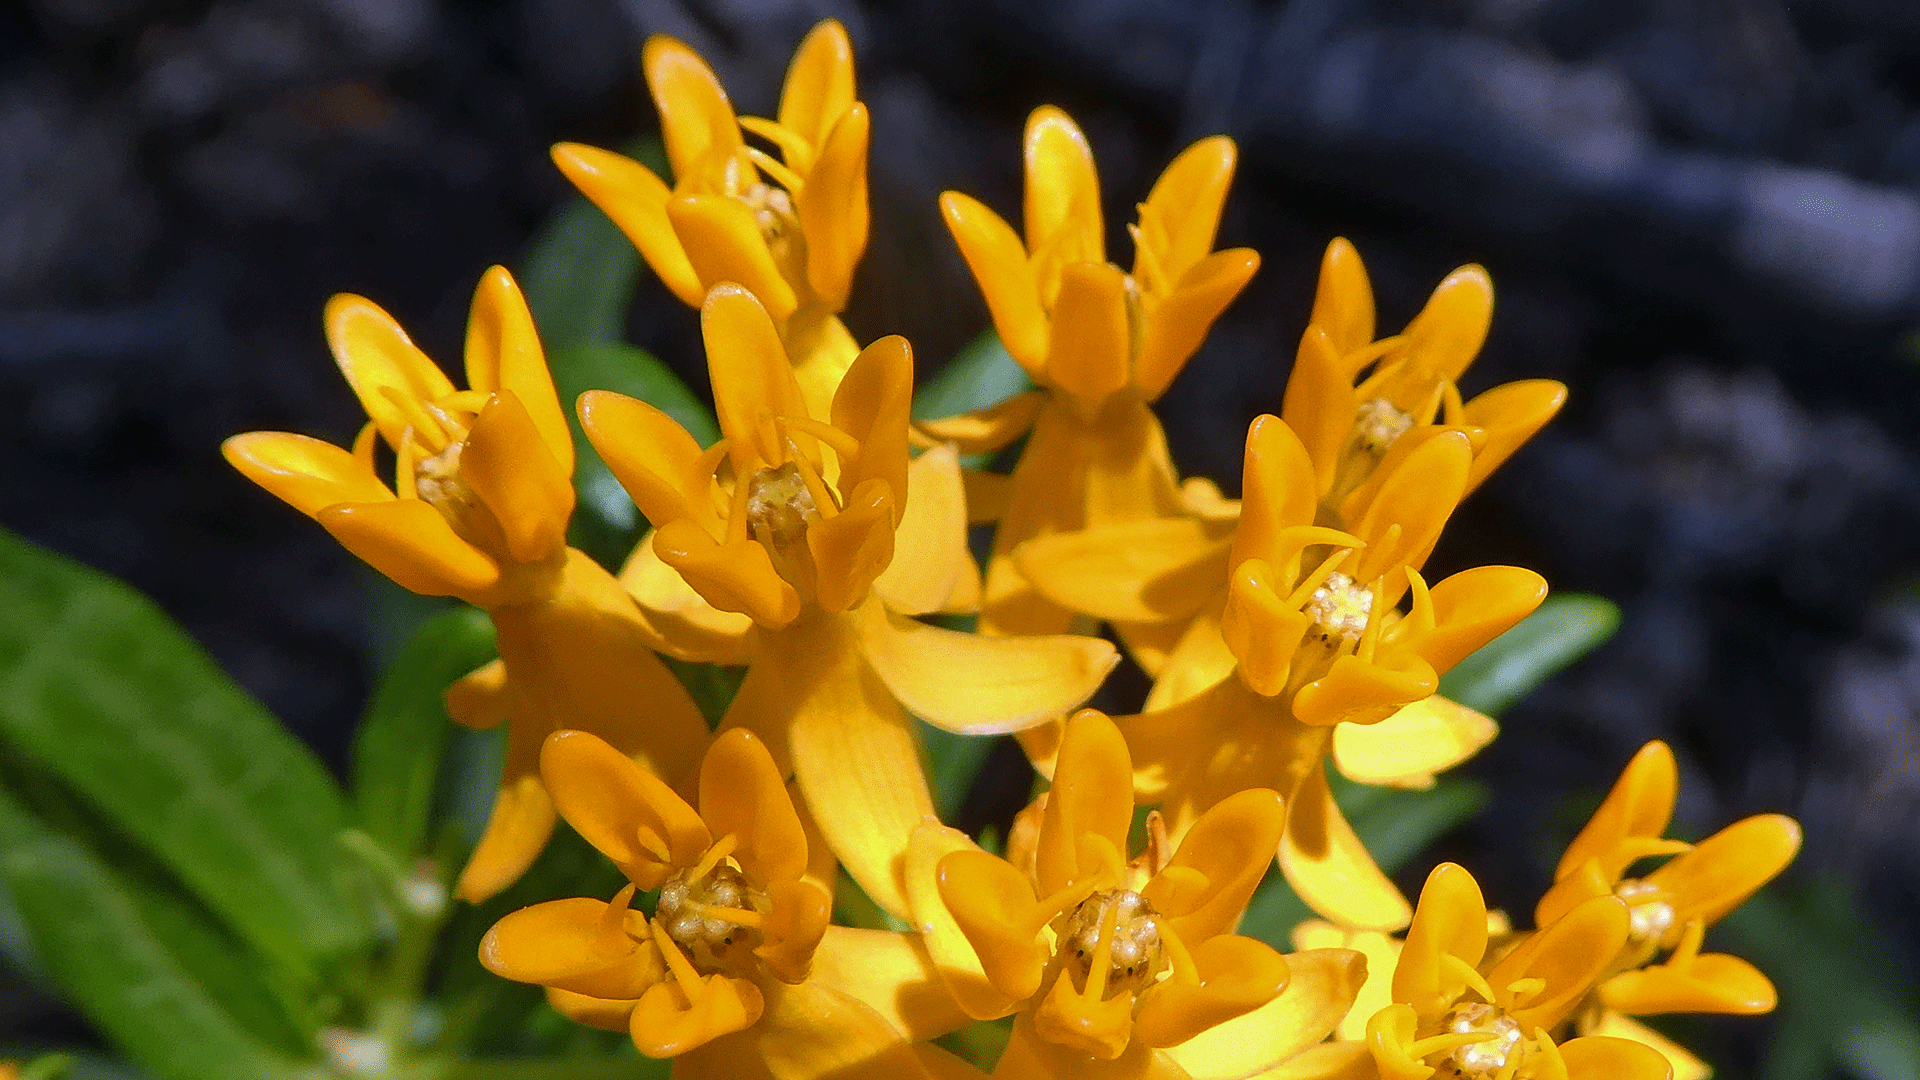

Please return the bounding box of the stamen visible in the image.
[1615,878,1677,945]
[1304,572,1374,646]
[1429,1002,1528,1080]
[1353,397,1416,456]
[780,416,862,463]
[1057,890,1168,1000]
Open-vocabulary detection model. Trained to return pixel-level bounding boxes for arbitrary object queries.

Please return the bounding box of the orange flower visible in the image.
[223,268,708,902]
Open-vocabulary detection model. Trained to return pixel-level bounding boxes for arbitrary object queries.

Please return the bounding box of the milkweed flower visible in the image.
[1351,863,1671,1080]
[920,106,1258,658]
[906,710,1366,1078]
[582,284,1116,918]
[223,267,709,903]
[480,728,944,1078]
[554,20,868,413]
[1536,741,1801,1079]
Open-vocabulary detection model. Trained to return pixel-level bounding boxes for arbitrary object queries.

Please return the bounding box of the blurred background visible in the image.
[4,0,1920,1075]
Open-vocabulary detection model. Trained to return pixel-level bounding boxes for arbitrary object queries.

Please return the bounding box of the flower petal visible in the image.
[753,980,935,1080]
[906,822,1024,1020]
[937,848,1049,1002]
[1461,378,1565,495]
[1554,741,1677,884]
[809,479,896,614]
[1280,327,1357,496]
[1036,710,1137,895]
[993,1012,1192,1080]
[465,265,572,475]
[1023,106,1104,268]
[1392,565,1547,675]
[854,600,1117,736]
[1588,1013,1711,1080]
[1162,948,1368,1080]
[776,20,855,160]
[317,500,499,601]
[1134,136,1235,286]
[546,986,641,1032]
[758,878,832,985]
[1488,894,1629,1031]
[445,658,509,730]
[797,103,869,310]
[1135,937,1292,1051]
[1292,652,1438,729]
[1344,429,1471,583]
[1146,788,1286,943]
[808,925,974,1041]
[631,972,763,1059]
[1393,265,1493,394]
[479,895,661,1000]
[915,391,1044,455]
[1308,238,1376,359]
[656,519,802,630]
[540,729,710,886]
[1143,609,1236,712]
[1330,695,1496,787]
[940,192,1046,376]
[580,389,714,530]
[1392,862,1488,1017]
[832,334,914,516]
[223,431,395,518]
[1015,518,1231,625]
[672,197,799,325]
[551,142,703,306]
[873,444,973,615]
[1231,414,1321,571]
[461,390,574,564]
[454,713,556,903]
[1601,952,1777,1015]
[1649,813,1801,931]
[1280,766,1413,932]
[1134,248,1260,403]
[700,729,808,886]
[617,531,755,665]
[1556,1035,1677,1080]
[703,284,809,470]
[324,293,456,449]
[644,34,741,190]
[1044,261,1132,419]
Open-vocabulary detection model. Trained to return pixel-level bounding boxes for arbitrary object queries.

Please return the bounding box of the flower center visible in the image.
[1059,890,1166,1000]
[1306,571,1373,645]
[1432,1002,1528,1080]
[412,436,513,557]
[657,860,770,979]
[1353,397,1415,456]
[745,462,826,594]
[1614,878,1675,945]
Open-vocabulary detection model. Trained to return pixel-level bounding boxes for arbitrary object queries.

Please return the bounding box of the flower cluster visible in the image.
[226,20,1799,1080]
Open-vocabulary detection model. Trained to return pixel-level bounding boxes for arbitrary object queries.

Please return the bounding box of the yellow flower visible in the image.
[1095,415,1545,930]
[920,106,1258,656]
[222,267,709,903]
[1359,863,1672,1080]
[1536,741,1801,1079]
[1283,238,1567,516]
[481,728,949,1079]
[552,20,868,413]
[581,284,1116,918]
[907,710,1367,1079]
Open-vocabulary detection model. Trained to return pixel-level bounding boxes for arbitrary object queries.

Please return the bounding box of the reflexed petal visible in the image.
[754,980,935,1080]
[617,532,755,665]
[873,444,972,615]
[1252,1041,1377,1080]
[580,389,713,529]
[1134,249,1259,402]
[910,1043,991,1080]
[445,658,509,730]
[1392,862,1488,1017]
[1146,788,1285,943]
[1291,923,1399,1043]
[1293,653,1438,729]
[940,192,1047,375]
[1281,767,1412,932]
[1395,265,1493,392]
[905,822,1024,1020]
[630,972,763,1058]
[324,293,456,449]
[1164,949,1368,1080]
[832,334,914,514]
[1231,415,1321,571]
[656,519,802,629]
[1280,327,1356,494]
[317,500,499,601]
[462,390,574,564]
[777,20,855,160]
[1016,517,1231,625]
[1393,565,1548,675]
[465,265,572,474]
[855,601,1116,735]
[1600,953,1776,1015]
[551,142,703,306]
[223,431,395,518]
[1135,935,1290,1049]
[1135,136,1236,285]
[702,284,809,470]
[1330,696,1496,787]
[798,103,869,310]
[1591,1013,1710,1080]
[1023,106,1103,266]
[1555,742,1678,883]
[1045,261,1132,419]
[808,480,896,614]
[937,849,1049,1001]
[809,925,974,1040]
[455,716,556,903]
[644,34,741,188]
[995,1012,1194,1080]
[672,198,798,324]
[964,469,1013,524]
[1144,609,1236,711]
[541,729,710,887]
[1308,238,1376,359]
[757,878,831,984]
[1649,814,1802,931]
[914,392,1044,455]
[1489,894,1629,1031]
[479,895,662,1000]
[1461,378,1565,495]
[700,729,809,885]
[1556,1035,1676,1080]
[1036,710,1136,894]
[547,986,641,1032]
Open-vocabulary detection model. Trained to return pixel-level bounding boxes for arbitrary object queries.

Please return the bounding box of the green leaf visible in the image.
[0,530,363,980]
[548,343,719,561]
[0,787,311,1080]
[1439,593,1620,717]
[913,331,1032,421]
[351,607,498,859]
[519,197,642,352]
[920,724,998,824]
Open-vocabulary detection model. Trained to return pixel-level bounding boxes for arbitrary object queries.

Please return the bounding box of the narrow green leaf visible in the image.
[351,607,498,859]
[662,657,745,729]
[0,530,363,978]
[1439,593,1620,717]
[913,331,1032,421]
[519,198,642,352]
[0,787,311,1080]
[1334,775,1488,876]
[920,724,998,824]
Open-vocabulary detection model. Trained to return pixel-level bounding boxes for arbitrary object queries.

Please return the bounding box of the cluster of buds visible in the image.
[227,19,1799,1080]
